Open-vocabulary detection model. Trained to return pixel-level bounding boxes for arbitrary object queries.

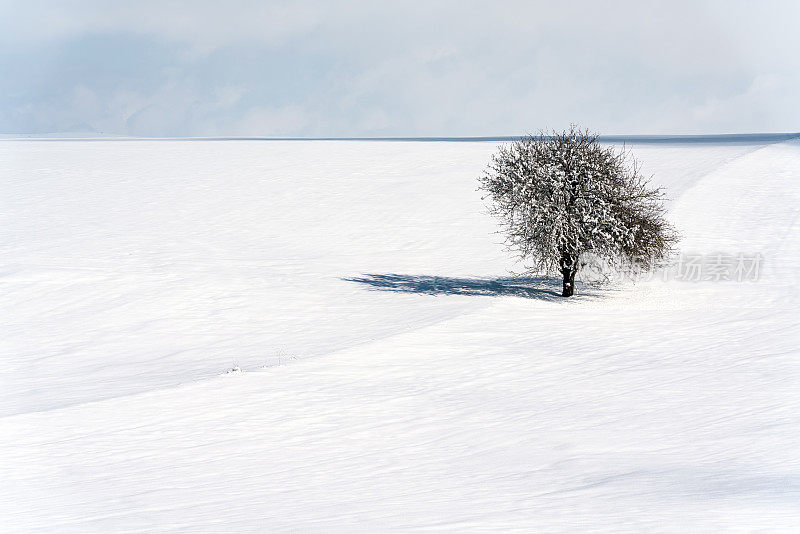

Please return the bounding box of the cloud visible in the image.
[0,0,322,53]
[1,0,799,135]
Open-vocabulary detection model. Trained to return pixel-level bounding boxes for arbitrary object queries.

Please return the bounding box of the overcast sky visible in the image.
[2,0,799,137]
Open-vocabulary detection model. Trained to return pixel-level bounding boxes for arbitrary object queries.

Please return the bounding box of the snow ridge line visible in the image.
[0,297,495,422]
[666,139,795,210]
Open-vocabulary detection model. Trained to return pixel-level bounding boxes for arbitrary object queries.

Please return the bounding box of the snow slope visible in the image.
[1,137,798,532]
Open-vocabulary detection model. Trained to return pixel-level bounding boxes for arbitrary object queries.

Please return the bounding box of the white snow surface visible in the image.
[1,138,799,532]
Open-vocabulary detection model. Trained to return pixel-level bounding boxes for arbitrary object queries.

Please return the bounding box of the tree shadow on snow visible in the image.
[343,274,597,301]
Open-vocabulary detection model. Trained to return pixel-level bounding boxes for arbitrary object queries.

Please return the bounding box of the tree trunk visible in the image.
[560,250,577,297]
[561,267,576,297]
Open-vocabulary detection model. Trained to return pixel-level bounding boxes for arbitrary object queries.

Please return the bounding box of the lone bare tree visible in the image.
[479,127,677,297]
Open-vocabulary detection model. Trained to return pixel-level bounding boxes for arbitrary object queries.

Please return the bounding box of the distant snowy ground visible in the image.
[1,138,798,532]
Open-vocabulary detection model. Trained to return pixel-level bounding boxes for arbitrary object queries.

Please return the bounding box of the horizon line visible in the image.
[2,132,799,143]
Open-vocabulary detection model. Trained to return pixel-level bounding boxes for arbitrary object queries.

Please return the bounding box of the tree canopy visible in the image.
[479,127,678,296]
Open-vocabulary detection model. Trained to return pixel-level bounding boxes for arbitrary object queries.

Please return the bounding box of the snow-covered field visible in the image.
[1,137,798,532]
